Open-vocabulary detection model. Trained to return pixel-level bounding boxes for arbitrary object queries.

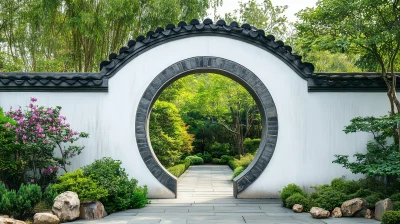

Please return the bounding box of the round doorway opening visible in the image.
[135,56,278,198]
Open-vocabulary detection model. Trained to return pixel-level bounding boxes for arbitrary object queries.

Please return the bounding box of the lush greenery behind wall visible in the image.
[149,74,262,169]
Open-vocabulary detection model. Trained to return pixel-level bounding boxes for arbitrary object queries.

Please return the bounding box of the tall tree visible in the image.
[223,0,288,39]
[295,0,400,115]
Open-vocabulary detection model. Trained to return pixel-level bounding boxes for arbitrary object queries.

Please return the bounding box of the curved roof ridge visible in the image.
[99,18,315,79]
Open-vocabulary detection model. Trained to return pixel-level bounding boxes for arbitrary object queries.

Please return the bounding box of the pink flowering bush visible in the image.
[3,97,88,189]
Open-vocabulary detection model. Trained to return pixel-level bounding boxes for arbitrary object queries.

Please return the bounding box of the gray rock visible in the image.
[0,217,26,224]
[292,204,303,213]
[52,191,80,222]
[341,198,365,217]
[332,207,342,218]
[310,207,330,218]
[33,213,60,224]
[79,200,107,220]
[375,198,393,221]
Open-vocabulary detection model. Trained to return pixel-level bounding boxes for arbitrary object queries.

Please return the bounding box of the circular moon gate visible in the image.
[135,56,278,198]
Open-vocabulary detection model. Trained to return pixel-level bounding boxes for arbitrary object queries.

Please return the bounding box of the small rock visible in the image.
[375,198,393,221]
[79,200,107,220]
[52,191,80,222]
[0,217,26,224]
[365,209,373,219]
[310,207,330,219]
[341,198,365,217]
[292,204,303,213]
[33,213,60,224]
[332,207,342,218]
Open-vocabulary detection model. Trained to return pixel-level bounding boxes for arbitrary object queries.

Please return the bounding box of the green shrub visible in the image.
[0,183,42,219]
[182,159,191,170]
[236,154,254,168]
[382,210,400,224]
[52,169,108,201]
[196,153,202,157]
[208,142,230,158]
[130,186,150,208]
[185,156,204,165]
[212,158,221,164]
[44,184,59,208]
[391,193,400,211]
[232,166,244,179]
[285,193,310,211]
[220,155,233,163]
[167,164,187,177]
[201,153,212,163]
[314,187,349,211]
[364,193,384,209]
[83,157,149,213]
[243,138,260,154]
[330,178,360,194]
[280,184,306,207]
[394,201,400,211]
[227,159,238,170]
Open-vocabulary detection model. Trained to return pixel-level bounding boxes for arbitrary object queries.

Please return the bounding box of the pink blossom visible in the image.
[31,97,37,102]
[65,123,70,127]
[22,135,27,140]
[14,141,18,145]
[69,153,73,158]
[30,179,35,183]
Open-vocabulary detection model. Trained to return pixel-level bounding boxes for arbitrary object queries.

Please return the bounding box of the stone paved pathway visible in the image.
[72,165,380,224]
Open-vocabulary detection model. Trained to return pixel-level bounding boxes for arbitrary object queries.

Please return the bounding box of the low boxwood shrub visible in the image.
[285,193,310,211]
[330,178,360,195]
[382,210,400,224]
[52,169,108,201]
[313,187,349,211]
[185,156,204,165]
[183,159,190,170]
[227,159,237,170]
[201,153,212,163]
[212,158,221,164]
[83,157,150,213]
[232,166,244,179]
[280,184,306,207]
[167,164,186,177]
[0,183,42,219]
[220,155,233,163]
[243,138,260,154]
[364,193,384,209]
[44,184,59,208]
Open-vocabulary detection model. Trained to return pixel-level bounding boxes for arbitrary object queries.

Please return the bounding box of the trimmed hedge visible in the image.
[185,156,204,165]
[382,210,400,224]
[167,164,187,177]
[228,159,237,170]
[280,184,307,207]
[285,192,310,211]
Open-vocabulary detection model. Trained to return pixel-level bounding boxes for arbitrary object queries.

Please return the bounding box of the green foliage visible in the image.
[333,115,400,179]
[227,159,238,170]
[220,155,233,163]
[285,193,309,211]
[82,157,149,213]
[167,164,187,178]
[243,138,260,154]
[280,184,306,207]
[130,186,150,209]
[391,193,400,210]
[364,193,384,209]
[0,183,42,219]
[382,211,400,224]
[44,184,59,208]
[212,158,221,164]
[201,153,212,163]
[232,166,244,179]
[330,178,360,195]
[182,159,191,170]
[313,187,349,211]
[0,0,211,72]
[52,169,108,201]
[185,156,204,165]
[236,154,254,169]
[0,108,25,190]
[208,142,231,158]
[150,101,194,168]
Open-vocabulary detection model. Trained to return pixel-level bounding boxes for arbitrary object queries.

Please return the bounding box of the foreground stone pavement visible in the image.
[72,165,380,224]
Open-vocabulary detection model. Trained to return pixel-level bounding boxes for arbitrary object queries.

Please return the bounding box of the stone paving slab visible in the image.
[71,165,380,224]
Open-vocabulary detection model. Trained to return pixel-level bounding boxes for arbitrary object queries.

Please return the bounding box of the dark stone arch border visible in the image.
[135,56,278,198]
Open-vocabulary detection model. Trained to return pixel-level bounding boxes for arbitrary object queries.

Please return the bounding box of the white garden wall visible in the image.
[0,36,389,198]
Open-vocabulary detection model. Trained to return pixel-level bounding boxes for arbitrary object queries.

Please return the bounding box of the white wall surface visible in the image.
[0,36,391,198]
